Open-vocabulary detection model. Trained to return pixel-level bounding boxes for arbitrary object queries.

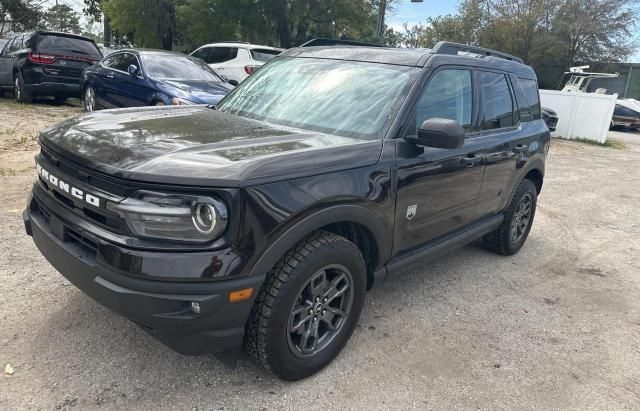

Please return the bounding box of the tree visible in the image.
[0,0,43,36]
[102,0,175,49]
[43,4,81,33]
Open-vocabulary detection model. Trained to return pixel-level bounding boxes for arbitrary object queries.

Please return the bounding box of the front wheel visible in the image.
[483,179,537,255]
[244,231,367,381]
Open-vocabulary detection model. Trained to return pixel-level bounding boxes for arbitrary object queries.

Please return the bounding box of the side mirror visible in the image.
[407,118,465,149]
[127,64,139,77]
[228,79,239,87]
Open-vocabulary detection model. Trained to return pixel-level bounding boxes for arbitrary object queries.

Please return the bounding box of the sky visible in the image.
[386,0,460,32]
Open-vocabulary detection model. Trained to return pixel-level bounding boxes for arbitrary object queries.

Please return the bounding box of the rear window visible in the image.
[36,34,102,58]
[250,48,281,62]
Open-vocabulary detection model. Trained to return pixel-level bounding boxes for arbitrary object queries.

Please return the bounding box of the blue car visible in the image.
[80,49,234,111]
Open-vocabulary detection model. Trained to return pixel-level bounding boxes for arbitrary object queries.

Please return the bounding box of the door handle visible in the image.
[460,154,483,166]
[512,144,528,154]
[106,73,115,79]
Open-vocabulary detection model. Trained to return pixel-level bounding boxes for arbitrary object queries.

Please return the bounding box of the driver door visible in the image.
[393,68,486,256]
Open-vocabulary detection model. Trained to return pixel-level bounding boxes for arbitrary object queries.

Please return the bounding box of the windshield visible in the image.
[217,58,418,140]
[141,53,222,81]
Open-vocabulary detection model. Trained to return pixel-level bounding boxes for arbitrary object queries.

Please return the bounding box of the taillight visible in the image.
[28,52,58,64]
[244,65,260,75]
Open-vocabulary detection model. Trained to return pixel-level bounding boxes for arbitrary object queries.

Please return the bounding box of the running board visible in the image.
[387,214,504,274]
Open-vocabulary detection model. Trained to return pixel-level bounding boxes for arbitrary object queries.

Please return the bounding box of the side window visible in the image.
[207,47,238,64]
[191,47,210,62]
[414,69,473,132]
[9,36,23,52]
[479,72,515,130]
[1,38,13,55]
[520,79,541,119]
[103,53,138,72]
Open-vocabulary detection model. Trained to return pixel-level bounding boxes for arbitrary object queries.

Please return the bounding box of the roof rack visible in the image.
[219,41,250,44]
[431,41,524,64]
[300,38,383,48]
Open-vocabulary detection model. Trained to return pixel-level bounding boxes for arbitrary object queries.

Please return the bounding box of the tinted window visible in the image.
[191,47,210,62]
[1,38,13,55]
[415,69,472,131]
[207,47,238,64]
[36,34,101,58]
[480,72,515,130]
[521,79,541,119]
[250,48,280,62]
[103,52,138,72]
[140,53,222,81]
[9,36,23,52]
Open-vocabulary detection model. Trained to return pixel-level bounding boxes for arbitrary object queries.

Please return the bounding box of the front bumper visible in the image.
[24,203,265,356]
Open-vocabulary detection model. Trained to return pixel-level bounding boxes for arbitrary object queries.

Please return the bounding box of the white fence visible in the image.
[539,90,617,144]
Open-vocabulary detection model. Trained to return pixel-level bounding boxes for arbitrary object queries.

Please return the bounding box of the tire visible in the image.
[244,231,367,381]
[83,86,96,112]
[153,101,165,106]
[483,178,537,256]
[14,73,32,104]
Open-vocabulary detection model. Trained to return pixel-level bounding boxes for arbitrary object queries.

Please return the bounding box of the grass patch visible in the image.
[0,168,16,177]
[555,137,626,149]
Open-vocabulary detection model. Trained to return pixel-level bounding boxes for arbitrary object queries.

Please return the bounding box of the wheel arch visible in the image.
[247,205,391,290]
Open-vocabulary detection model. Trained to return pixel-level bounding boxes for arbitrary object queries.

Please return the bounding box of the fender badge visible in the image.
[406,204,417,220]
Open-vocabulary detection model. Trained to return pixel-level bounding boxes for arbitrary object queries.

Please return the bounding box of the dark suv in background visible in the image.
[0,31,102,103]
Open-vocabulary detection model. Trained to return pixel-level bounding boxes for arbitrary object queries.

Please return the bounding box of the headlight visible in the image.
[107,191,228,243]
[172,97,196,106]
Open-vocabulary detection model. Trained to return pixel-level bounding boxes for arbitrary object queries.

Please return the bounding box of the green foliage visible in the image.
[0,0,43,36]
[398,0,639,88]
[102,0,175,49]
[43,4,82,34]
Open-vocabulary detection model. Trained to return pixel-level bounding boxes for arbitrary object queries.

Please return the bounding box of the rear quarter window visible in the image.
[36,34,102,58]
[519,78,541,120]
[250,49,281,62]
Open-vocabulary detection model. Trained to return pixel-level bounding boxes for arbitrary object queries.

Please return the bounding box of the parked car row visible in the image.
[0,31,283,111]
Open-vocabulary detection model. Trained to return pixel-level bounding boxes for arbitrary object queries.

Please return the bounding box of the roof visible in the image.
[281,42,536,79]
[195,42,283,51]
[282,46,430,67]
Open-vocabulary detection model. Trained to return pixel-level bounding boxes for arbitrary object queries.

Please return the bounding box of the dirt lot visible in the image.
[1,97,639,409]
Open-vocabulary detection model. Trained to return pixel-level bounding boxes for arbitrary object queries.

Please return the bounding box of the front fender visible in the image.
[247,204,391,278]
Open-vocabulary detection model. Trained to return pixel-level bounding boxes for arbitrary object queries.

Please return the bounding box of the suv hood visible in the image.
[38,106,382,187]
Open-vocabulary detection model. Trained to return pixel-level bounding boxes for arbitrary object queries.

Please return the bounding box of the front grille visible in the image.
[31,197,98,259]
[38,175,125,233]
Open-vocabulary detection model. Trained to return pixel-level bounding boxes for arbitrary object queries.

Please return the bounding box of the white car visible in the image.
[189,42,283,84]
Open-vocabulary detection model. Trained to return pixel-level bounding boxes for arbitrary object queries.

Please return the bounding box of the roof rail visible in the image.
[219,41,250,44]
[431,41,524,64]
[299,38,383,48]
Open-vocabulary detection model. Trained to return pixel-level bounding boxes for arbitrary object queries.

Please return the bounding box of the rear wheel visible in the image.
[483,179,537,255]
[14,73,32,104]
[244,231,366,381]
[83,87,96,112]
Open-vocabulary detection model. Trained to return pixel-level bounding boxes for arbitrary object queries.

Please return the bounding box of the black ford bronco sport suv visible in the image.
[24,41,549,381]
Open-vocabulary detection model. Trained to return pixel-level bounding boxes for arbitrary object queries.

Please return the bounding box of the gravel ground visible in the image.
[1,98,639,409]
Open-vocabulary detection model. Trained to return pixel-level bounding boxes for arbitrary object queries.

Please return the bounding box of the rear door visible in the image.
[205,47,239,78]
[32,33,102,85]
[0,37,16,87]
[393,67,486,255]
[474,71,534,217]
